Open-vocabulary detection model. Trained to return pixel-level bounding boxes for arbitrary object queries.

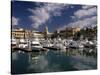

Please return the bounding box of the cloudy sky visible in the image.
[11,1,97,32]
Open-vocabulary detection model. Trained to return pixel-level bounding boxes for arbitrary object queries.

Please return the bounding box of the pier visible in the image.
[12,46,48,52]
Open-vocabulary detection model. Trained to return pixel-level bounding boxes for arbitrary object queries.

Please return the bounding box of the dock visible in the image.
[12,47,48,52]
[43,47,60,50]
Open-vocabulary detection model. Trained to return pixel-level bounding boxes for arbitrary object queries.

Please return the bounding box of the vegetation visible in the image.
[73,26,97,40]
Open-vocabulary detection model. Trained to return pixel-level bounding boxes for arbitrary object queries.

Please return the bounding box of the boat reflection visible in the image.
[63,48,97,58]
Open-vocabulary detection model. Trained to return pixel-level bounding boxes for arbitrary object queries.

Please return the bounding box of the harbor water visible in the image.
[11,48,97,74]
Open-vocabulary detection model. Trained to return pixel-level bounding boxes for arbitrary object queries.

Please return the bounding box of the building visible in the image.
[65,27,80,38]
[53,27,81,39]
[11,28,33,39]
[11,28,45,40]
[32,31,45,41]
[12,28,25,39]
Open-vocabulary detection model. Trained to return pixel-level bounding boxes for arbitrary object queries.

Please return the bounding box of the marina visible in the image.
[11,1,97,74]
[11,35,97,74]
[11,37,97,52]
[11,28,97,74]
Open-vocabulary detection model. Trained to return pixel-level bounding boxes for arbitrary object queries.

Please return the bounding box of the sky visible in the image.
[11,1,97,32]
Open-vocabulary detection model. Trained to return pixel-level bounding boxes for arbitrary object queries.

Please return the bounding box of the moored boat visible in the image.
[31,39,43,51]
[18,39,28,48]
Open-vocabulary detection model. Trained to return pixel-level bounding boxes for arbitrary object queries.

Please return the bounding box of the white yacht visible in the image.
[53,42,66,50]
[31,38,43,51]
[18,39,28,48]
[52,38,66,50]
[68,41,84,49]
[42,40,53,48]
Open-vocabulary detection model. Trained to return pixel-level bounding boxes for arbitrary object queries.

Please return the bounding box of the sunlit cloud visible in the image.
[28,3,69,29]
[58,5,97,30]
[12,16,19,26]
[74,6,97,19]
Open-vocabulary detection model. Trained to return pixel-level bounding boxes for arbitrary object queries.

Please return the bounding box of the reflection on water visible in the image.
[11,48,97,74]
